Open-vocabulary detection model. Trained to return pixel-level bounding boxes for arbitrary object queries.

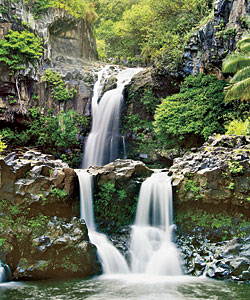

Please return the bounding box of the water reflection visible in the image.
[0,276,249,300]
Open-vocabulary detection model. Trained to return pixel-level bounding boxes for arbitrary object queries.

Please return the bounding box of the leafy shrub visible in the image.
[95,182,137,228]
[0,30,43,74]
[154,74,228,148]
[225,118,250,136]
[44,69,77,102]
[50,188,68,199]
[176,208,250,241]
[0,135,6,153]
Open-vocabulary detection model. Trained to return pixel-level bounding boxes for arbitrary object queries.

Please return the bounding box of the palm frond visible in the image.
[237,36,250,48]
[230,66,250,83]
[240,42,250,53]
[225,77,250,101]
[222,54,250,73]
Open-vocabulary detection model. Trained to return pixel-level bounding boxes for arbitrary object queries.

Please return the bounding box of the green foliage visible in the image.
[95,182,137,228]
[184,179,201,200]
[95,0,213,63]
[50,188,68,199]
[24,0,98,22]
[122,87,161,156]
[228,161,244,176]
[222,35,250,101]
[0,5,8,14]
[28,214,48,236]
[154,74,228,148]
[0,135,6,153]
[0,30,43,74]
[0,108,90,167]
[44,69,77,102]
[228,182,235,190]
[176,208,250,240]
[225,118,250,136]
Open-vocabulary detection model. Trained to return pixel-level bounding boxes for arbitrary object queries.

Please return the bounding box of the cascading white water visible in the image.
[130,172,182,275]
[82,67,142,168]
[0,264,5,283]
[76,169,130,274]
[0,261,11,283]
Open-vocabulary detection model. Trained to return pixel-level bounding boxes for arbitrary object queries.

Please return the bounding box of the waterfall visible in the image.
[122,136,127,159]
[130,172,182,275]
[78,65,181,277]
[76,170,130,274]
[82,67,142,168]
[0,261,11,283]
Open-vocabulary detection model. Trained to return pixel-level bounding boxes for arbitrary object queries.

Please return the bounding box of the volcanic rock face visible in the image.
[12,217,101,280]
[88,159,153,230]
[182,0,249,76]
[0,150,101,280]
[0,149,77,217]
[177,234,250,283]
[170,135,250,215]
[0,0,99,122]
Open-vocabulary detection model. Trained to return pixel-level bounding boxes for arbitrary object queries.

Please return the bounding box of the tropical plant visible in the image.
[154,74,228,148]
[0,135,6,153]
[225,118,250,136]
[0,30,43,74]
[222,35,250,101]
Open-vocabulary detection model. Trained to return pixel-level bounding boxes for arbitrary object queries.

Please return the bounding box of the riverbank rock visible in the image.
[0,149,77,218]
[88,159,153,230]
[170,134,250,216]
[1,217,101,280]
[177,233,250,283]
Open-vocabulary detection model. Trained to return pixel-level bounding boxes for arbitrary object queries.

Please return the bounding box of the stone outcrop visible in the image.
[177,233,250,283]
[170,135,250,216]
[183,0,249,76]
[0,149,77,217]
[0,0,100,123]
[87,159,153,230]
[1,217,101,280]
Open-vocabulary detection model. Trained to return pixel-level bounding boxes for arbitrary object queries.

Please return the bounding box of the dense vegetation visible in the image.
[154,74,228,148]
[95,0,213,64]
[0,108,90,167]
[0,29,43,74]
[95,182,138,229]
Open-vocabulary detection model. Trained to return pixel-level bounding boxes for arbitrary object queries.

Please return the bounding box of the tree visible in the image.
[222,36,250,102]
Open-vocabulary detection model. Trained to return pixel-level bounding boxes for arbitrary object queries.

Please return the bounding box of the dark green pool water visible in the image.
[0,275,249,300]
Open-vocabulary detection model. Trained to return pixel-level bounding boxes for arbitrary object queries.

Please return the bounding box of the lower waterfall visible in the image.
[130,172,182,275]
[76,169,182,276]
[0,261,11,284]
[76,169,130,274]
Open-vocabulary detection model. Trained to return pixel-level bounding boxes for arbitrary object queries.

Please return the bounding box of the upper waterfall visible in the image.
[82,66,142,169]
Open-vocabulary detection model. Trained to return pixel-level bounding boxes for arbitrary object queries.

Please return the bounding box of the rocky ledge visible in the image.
[0,149,77,217]
[177,233,250,283]
[87,159,153,230]
[0,217,100,280]
[170,135,250,215]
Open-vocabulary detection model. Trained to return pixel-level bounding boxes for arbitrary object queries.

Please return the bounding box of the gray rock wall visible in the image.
[183,0,249,76]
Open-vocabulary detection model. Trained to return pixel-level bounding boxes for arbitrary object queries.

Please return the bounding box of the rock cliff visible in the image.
[170,135,250,216]
[183,0,249,76]
[0,0,100,125]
